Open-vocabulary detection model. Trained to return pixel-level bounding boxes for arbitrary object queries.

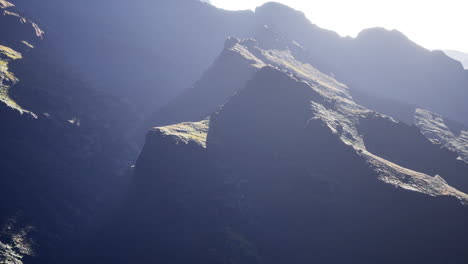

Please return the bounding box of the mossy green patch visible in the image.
[0,0,14,9]
[0,85,30,114]
[153,119,210,148]
[0,47,31,114]
[0,45,22,60]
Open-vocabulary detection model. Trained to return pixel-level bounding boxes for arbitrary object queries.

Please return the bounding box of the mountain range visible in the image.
[1,1,467,263]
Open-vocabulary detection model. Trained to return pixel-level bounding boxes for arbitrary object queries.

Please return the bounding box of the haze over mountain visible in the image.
[211,0,468,55]
[444,50,468,69]
[1,0,467,263]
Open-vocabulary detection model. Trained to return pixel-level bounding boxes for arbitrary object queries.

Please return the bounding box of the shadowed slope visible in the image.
[0,4,137,263]
[146,37,265,128]
[118,43,468,263]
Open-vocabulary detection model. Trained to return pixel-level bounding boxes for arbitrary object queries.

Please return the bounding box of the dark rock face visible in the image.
[415,108,468,162]
[208,66,319,157]
[146,37,262,129]
[0,3,136,263]
[359,113,468,192]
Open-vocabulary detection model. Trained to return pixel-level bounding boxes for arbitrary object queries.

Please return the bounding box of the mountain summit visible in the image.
[119,38,468,264]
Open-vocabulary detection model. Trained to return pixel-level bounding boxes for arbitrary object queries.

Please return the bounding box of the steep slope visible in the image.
[346,88,468,164]
[148,32,468,193]
[253,3,468,125]
[0,3,137,263]
[415,108,468,162]
[0,1,42,114]
[111,39,468,263]
[146,37,265,128]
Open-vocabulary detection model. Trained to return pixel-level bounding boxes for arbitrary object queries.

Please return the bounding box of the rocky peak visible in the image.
[207,66,319,155]
[131,43,468,263]
[355,27,410,45]
[255,2,309,27]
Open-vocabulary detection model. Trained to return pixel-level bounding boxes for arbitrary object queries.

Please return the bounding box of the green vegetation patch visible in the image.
[0,46,32,114]
[0,86,27,113]
[0,45,23,60]
[154,119,210,148]
[0,0,14,9]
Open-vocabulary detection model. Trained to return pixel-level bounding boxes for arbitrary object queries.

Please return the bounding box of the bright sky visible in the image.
[210,0,468,53]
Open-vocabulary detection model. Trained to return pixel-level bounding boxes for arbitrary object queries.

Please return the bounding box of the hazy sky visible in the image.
[210,0,468,53]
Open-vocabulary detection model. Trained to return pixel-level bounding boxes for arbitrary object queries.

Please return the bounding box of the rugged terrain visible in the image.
[1,2,136,263]
[121,39,468,263]
[0,0,467,263]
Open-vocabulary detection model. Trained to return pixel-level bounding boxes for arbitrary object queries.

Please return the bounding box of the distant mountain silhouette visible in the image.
[252,3,468,125]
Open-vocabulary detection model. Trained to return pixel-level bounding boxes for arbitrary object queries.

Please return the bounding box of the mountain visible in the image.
[444,50,468,69]
[415,108,468,162]
[9,0,254,116]
[146,37,264,128]
[1,2,138,263]
[105,39,468,263]
[253,3,468,126]
[6,0,465,127]
[0,1,467,263]
[147,2,468,129]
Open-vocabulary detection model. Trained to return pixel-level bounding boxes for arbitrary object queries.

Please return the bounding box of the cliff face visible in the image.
[415,108,468,163]
[0,3,137,263]
[146,38,264,128]
[123,38,468,263]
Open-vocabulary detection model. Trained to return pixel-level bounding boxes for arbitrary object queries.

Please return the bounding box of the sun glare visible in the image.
[210,0,468,53]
